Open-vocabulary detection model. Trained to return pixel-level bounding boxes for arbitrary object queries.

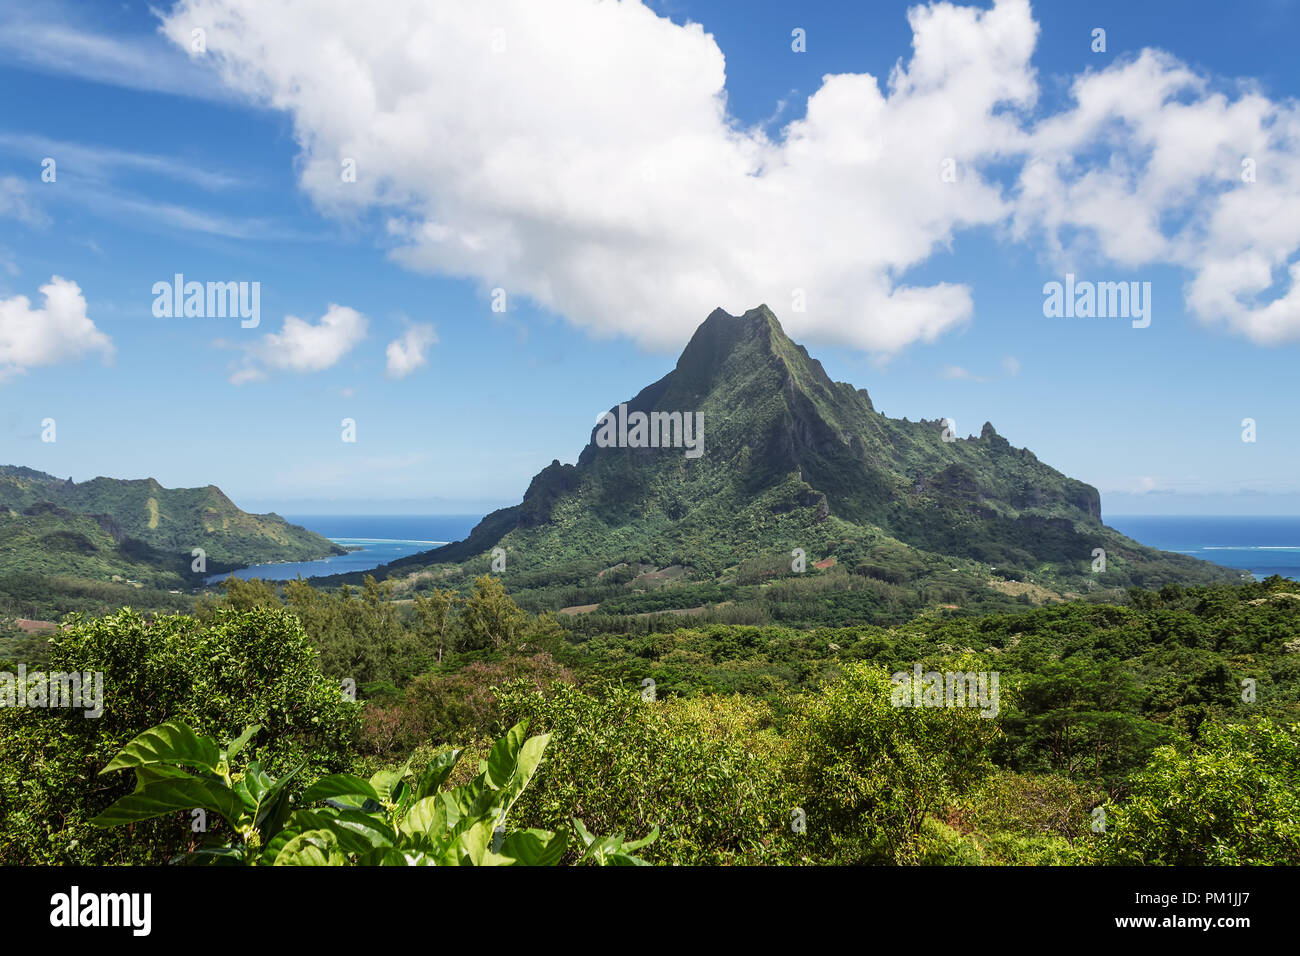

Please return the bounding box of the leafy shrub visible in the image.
[92,719,655,866]
[1087,718,1300,865]
[786,658,1001,864]
[359,651,575,755]
[954,770,1099,864]
[0,606,358,864]
[962,770,1099,842]
[496,681,798,864]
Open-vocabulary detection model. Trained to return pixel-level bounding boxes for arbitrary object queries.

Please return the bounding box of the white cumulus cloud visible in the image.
[1013,49,1300,344]
[159,0,1038,354]
[159,0,1300,351]
[0,275,113,381]
[385,322,437,379]
[231,303,367,384]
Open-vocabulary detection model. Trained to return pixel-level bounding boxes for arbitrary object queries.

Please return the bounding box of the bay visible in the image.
[206,514,482,583]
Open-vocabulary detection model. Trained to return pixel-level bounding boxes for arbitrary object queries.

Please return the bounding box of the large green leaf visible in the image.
[500,733,550,814]
[290,808,395,855]
[620,824,660,853]
[274,830,346,866]
[251,763,303,839]
[399,796,449,842]
[484,720,528,790]
[448,778,495,821]
[90,775,243,828]
[500,828,568,866]
[131,763,198,792]
[369,758,413,804]
[360,847,440,866]
[100,721,222,776]
[414,748,462,800]
[457,820,495,866]
[231,761,302,840]
[572,817,601,850]
[222,724,261,765]
[299,773,382,807]
[233,762,274,814]
[260,827,302,866]
[602,851,654,866]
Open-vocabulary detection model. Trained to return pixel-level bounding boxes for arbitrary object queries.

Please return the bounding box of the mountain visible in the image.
[373,306,1238,616]
[0,466,345,589]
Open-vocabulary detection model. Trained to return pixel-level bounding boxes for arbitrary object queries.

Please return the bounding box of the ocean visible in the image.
[209,513,1300,583]
[206,514,482,583]
[1107,515,1300,581]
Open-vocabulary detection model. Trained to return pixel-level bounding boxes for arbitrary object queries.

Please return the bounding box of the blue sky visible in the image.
[1,0,1298,516]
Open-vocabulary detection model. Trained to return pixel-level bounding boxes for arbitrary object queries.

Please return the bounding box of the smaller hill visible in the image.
[0,465,344,590]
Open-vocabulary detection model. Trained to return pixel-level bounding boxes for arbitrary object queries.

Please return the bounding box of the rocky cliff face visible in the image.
[397,306,1231,587]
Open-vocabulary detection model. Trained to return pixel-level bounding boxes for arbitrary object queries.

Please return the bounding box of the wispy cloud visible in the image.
[941,365,989,383]
[0,132,245,191]
[940,356,1020,383]
[0,135,300,243]
[385,322,438,379]
[0,175,49,227]
[64,186,319,242]
[0,7,244,104]
[759,89,800,131]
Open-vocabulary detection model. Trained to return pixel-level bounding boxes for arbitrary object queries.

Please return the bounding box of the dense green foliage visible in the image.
[3,561,1296,866]
[0,605,358,864]
[787,658,1001,863]
[1088,718,1300,865]
[3,310,1290,868]
[91,719,656,866]
[0,569,195,622]
[496,681,797,864]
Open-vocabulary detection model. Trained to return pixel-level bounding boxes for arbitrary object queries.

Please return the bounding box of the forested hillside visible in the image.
[0,466,343,617]
[3,572,1295,866]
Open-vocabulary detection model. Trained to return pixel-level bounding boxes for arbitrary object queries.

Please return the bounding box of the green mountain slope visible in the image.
[0,466,344,588]
[359,307,1240,613]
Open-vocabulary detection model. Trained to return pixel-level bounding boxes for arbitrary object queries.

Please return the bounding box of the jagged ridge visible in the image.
[388,306,1235,592]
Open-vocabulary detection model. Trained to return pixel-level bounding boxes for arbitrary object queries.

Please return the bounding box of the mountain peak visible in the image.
[404,304,1234,593]
[693,304,783,342]
[674,304,795,387]
[702,303,778,325]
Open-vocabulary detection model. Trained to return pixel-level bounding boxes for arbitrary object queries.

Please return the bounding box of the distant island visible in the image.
[0,465,343,619]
